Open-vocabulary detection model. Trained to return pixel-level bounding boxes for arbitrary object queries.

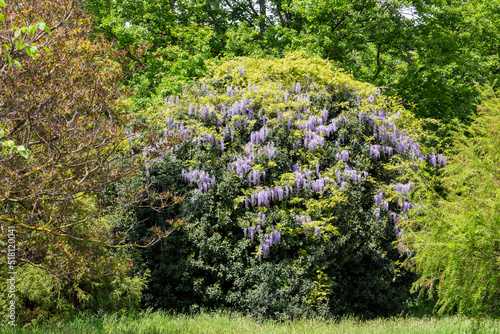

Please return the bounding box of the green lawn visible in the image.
[2,311,499,334]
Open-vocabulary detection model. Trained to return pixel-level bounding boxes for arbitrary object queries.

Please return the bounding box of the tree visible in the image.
[403,84,500,316]
[0,0,159,323]
[116,53,442,318]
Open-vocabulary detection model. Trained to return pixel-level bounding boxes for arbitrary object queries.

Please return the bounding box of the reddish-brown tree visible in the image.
[0,0,178,321]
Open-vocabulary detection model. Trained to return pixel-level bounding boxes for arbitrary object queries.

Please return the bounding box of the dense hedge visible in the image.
[120,53,441,319]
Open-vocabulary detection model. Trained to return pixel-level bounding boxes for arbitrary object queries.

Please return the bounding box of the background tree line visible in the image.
[85,0,500,122]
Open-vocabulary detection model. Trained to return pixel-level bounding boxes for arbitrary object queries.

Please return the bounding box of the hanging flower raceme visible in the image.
[261,141,277,159]
[229,155,254,177]
[181,169,216,193]
[250,125,269,145]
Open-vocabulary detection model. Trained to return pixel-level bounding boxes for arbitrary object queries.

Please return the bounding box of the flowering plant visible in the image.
[128,52,442,318]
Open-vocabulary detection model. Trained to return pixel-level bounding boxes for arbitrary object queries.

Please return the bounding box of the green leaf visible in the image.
[14,29,21,39]
[17,146,29,159]
[38,22,46,31]
[43,46,51,55]
[44,25,51,34]
[13,60,21,68]
[0,129,4,138]
[0,0,5,8]
[1,148,8,154]
[0,13,4,23]
[30,46,37,56]
[4,49,11,66]
[26,24,36,35]
[5,140,15,148]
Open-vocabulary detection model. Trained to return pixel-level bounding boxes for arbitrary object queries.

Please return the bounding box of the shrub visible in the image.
[123,52,440,319]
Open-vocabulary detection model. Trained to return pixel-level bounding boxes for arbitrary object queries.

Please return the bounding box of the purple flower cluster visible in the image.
[428,153,447,168]
[360,110,446,168]
[311,176,330,192]
[394,182,414,197]
[248,168,264,187]
[165,95,180,107]
[188,104,215,120]
[335,165,367,185]
[298,115,324,131]
[336,150,349,162]
[373,192,389,213]
[304,131,325,151]
[181,169,216,193]
[369,145,394,160]
[229,155,254,177]
[248,186,288,208]
[295,82,301,94]
[250,125,269,145]
[259,227,281,260]
[294,169,310,190]
[243,225,257,242]
[297,215,312,224]
[262,141,277,159]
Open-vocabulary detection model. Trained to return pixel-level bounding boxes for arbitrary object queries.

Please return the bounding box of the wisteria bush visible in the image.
[124,52,443,319]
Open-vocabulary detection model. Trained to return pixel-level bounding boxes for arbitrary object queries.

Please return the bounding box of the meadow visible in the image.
[3,311,500,334]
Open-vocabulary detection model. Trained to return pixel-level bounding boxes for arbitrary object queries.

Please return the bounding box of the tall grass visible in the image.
[2,310,499,334]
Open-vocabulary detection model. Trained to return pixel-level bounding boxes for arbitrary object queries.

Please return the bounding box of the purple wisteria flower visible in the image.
[250,126,269,145]
[262,141,277,159]
[437,154,446,167]
[249,226,255,242]
[395,226,402,238]
[258,212,266,225]
[340,150,349,162]
[258,227,281,260]
[303,131,325,151]
[315,227,321,238]
[181,169,216,193]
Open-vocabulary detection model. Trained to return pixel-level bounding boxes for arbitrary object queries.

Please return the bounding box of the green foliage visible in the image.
[0,126,28,158]
[111,53,440,318]
[403,84,500,316]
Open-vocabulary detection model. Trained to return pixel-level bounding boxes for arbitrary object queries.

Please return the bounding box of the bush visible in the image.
[121,52,440,319]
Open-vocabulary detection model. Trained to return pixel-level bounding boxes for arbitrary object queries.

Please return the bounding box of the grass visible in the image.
[2,311,500,334]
